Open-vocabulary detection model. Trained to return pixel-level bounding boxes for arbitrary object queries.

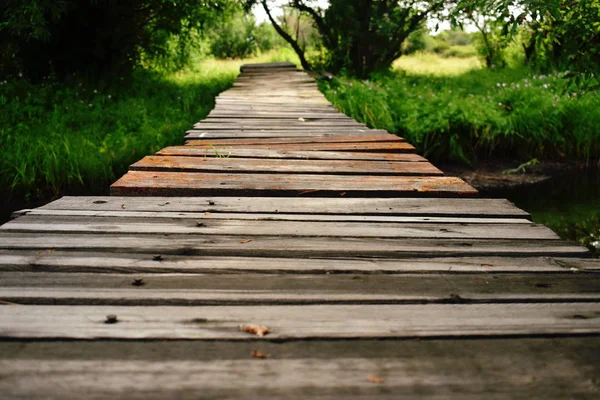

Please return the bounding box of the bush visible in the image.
[319,64,600,165]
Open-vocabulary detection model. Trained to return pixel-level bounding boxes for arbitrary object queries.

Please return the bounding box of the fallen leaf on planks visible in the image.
[366,374,385,384]
[240,324,270,337]
[120,204,126,209]
[481,264,493,267]
[37,249,56,254]
[240,239,253,244]
[251,349,270,359]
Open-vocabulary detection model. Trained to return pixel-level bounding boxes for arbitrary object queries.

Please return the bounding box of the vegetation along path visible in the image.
[1,62,599,399]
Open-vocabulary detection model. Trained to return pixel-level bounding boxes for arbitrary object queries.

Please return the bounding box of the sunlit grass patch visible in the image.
[393,52,483,76]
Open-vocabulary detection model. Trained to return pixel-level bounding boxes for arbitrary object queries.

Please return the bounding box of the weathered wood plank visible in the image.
[129,156,441,176]
[161,147,427,162]
[182,133,404,145]
[1,338,598,399]
[39,196,531,219]
[193,123,368,131]
[1,271,599,305]
[1,215,557,240]
[1,303,600,339]
[207,111,349,119]
[0,251,595,274]
[184,140,416,152]
[184,131,379,139]
[15,209,532,224]
[0,233,587,258]
[110,171,477,197]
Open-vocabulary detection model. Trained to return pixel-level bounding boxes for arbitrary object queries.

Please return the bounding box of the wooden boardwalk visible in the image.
[1,62,599,399]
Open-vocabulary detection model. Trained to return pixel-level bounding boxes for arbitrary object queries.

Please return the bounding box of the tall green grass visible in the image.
[320,58,600,165]
[0,50,299,203]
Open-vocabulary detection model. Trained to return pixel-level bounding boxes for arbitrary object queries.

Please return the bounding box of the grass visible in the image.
[0,49,298,203]
[320,54,600,165]
[393,52,482,76]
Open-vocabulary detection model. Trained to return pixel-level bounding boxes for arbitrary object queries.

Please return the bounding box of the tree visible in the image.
[245,0,448,77]
[450,1,512,67]
[0,0,232,80]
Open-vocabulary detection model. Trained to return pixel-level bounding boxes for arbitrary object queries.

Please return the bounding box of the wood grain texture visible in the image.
[129,156,442,176]
[1,215,558,240]
[0,233,588,258]
[38,196,531,218]
[181,133,404,144]
[160,147,427,162]
[1,251,595,273]
[110,171,478,197]
[184,140,415,152]
[15,209,532,224]
[1,303,600,339]
[1,272,599,305]
[0,338,598,399]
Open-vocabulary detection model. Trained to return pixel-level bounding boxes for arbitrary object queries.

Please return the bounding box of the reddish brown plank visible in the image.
[184,141,416,153]
[130,156,443,176]
[157,147,427,161]
[180,133,404,145]
[110,171,477,197]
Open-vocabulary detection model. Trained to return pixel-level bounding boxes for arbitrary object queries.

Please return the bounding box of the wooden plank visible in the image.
[1,216,556,240]
[180,133,403,145]
[208,112,350,119]
[0,251,595,274]
[0,233,587,258]
[129,156,441,176]
[184,130,385,139]
[4,287,598,305]
[15,209,533,224]
[162,147,426,162]
[200,117,359,124]
[1,303,600,339]
[109,171,477,197]
[39,196,531,219]
[1,338,598,399]
[1,272,599,305]
[193,124,368,131]
[183,141,416,153]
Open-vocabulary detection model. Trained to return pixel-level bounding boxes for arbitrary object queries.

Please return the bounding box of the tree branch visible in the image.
[261,0,311,70]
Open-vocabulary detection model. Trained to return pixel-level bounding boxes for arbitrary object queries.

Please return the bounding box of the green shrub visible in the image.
[319,65,600,165]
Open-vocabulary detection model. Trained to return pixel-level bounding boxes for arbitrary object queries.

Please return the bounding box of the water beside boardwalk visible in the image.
[495,167,600,257]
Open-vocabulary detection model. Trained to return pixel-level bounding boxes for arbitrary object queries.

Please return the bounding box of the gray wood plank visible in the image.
[183,140,415,152]
[184,131,378,139]
[1,303,600,339]
[181,133,403,144]
[0,233,588,257]
[1,272,599,305]
[1,338,598,399]
[38,196,532,219]
[1,216,558,240]
[15,209,533,224]
[0,251,594,273]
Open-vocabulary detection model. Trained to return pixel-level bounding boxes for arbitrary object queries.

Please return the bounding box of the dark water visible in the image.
[492,167,600,257]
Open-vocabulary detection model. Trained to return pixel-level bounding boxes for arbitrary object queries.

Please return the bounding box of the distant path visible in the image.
[0,61,598,399]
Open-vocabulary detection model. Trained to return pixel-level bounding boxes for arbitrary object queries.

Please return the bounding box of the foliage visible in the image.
[0,59,238,201]
[244,0,449,77]
[207,10,259,59]
[451,0,600,88]
[320,57,600,165]
[0,0,232,80]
